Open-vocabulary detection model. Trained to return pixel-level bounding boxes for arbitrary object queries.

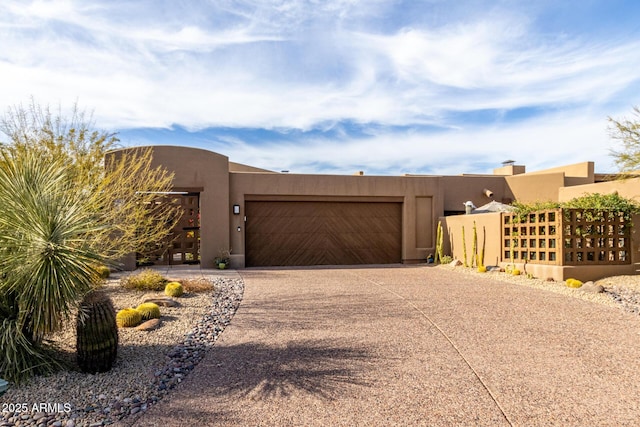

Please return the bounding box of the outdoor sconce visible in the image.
[233,204,240,215]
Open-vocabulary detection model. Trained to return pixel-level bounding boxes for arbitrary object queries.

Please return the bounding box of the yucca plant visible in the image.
[0,101,179,383]
[0,151,102,381]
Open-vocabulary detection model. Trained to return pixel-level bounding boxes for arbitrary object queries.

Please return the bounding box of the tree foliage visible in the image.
[609,106,640,173]
[510,193,640,225]
[0,100,179,382]
[0,100,180,260]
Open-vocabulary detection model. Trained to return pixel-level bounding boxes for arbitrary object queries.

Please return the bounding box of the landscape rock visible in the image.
[142,296,180,307]
[449,259,463,267]
[580,281,604,294]
[136,318,162,331]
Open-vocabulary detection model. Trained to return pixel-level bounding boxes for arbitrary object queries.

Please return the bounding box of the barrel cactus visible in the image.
[136,302,161,320]
[95,265,111,279]
[76,290,119,373]
[566,278,583,288]
[116,308,142,328]
[164,281,184,297]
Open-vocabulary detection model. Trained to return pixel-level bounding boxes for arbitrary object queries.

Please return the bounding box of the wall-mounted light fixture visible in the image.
[233,204,240,215]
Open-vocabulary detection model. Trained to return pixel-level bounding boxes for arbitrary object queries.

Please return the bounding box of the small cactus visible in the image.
[566,278,583,288]
[95,265,110,279]
[116,308,142,328]
[136,302,161,320]
[165,282,184,297]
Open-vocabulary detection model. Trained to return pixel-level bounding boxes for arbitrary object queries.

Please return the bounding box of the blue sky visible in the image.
[1,0,639,175]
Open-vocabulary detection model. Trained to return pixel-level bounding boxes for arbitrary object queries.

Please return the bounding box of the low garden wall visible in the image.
[440,211,640,282]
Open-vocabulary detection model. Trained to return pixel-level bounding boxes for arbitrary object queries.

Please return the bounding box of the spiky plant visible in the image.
[472,221,478,268]
[136,302,161,320]
[0,101,178,383]
[434,221,442,264]
[76,290,118,373]
[0,151,103,349]
[462,226,468,267]
[116,308,142,328]
[164,282,184,297]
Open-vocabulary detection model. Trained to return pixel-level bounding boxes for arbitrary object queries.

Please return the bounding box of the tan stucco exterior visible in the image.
[229,172,443,266]
[111,146,640,279]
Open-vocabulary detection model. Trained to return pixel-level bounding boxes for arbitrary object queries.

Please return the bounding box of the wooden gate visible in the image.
[137,192,200,266]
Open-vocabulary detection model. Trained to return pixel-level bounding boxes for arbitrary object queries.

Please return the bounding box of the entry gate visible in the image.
[137,192,200,265]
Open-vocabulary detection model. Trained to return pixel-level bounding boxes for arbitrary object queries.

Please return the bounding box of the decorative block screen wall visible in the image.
[502,209,631,266]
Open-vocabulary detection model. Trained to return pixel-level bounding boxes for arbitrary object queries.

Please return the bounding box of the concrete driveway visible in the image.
[127,265,640,426]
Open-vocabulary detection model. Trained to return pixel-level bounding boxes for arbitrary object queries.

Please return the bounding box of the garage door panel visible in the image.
[246,201,401,266]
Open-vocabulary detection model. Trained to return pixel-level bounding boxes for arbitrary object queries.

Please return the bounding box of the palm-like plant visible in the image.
[0,151,103,382]
[0,101,179,383]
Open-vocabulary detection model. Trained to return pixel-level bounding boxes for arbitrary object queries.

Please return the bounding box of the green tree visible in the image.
[609,106,640,173]
[0,101,179,382]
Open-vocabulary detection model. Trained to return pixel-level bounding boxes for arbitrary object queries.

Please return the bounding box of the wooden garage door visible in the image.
[246,201,402,266]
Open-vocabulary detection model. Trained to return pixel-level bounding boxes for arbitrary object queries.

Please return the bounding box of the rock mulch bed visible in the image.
[1,275,244,427]
[441,264,640,315]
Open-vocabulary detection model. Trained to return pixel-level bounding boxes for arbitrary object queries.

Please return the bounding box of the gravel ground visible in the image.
[1,272,244,427]
[3,265,640,426]
[440,264,640,314]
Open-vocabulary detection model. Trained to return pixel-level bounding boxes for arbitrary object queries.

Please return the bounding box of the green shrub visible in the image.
[116,308,142,328]
[0,318,63,383]
[120,269,166,291]
[165,282,184,297]
[136,302,161,320]
[95,265,111,279]
[440,255,453,264]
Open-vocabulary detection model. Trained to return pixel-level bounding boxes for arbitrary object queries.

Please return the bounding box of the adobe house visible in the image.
[110,146,639,280]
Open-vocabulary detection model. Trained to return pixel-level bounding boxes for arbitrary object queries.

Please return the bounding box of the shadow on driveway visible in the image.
[202,339,375,401]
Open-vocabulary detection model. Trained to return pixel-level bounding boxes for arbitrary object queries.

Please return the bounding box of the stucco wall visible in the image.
[439,176,507,212]
[505,172,565,204]
[559,177,640,202]
[229,172,445,267]
[111,146,230,267]
[440,213,503,267]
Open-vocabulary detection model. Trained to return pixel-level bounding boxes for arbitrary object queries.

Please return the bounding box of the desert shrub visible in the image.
[0,318,63,383]
[95,265,111,279]
[440,255,453,264]
[477,265,487,273]
[179,278,214,293]
[120,269,166,291]
[511,268,521,276]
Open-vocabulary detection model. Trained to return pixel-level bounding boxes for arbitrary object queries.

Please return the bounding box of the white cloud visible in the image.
[179,107,617,176]
[0,0,638,174]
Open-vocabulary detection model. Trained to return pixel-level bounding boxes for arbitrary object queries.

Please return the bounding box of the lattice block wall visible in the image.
[502,208,631,266]
[562,209,630,265]
[503,209,561,265]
